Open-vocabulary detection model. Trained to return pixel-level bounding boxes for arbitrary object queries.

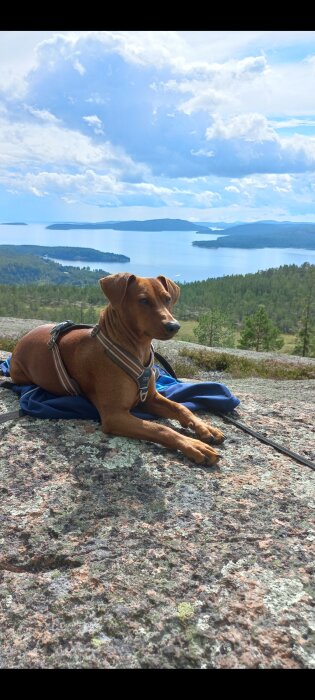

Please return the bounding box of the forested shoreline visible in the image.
[0,252,109,285]
[0,245,129,262]
[192,222,315,249]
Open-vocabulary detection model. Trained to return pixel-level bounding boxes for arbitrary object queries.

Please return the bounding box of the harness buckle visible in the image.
[47,335,57,349]
[91,324,100,337]
[48,320,75,348]
[137,366,153,402]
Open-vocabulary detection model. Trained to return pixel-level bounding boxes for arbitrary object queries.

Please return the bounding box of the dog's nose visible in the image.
[164,321,181,335]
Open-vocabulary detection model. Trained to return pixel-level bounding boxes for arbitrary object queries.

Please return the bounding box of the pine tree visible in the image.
[293,266,314,357]
[193,309,235,348]
[239,305,283,352]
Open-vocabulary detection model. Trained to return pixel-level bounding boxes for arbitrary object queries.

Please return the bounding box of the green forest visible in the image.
[176,262,314,333]
[0,262,314,342]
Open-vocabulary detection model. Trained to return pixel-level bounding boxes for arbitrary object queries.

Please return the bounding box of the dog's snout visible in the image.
[164,321,181,335]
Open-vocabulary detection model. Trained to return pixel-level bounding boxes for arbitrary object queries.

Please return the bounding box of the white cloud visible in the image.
[73,59,86,75]
[0,167,201,208]
[177,31,315,65]
[0,31,54,97]
[29,186,45,197]
[0,114,147,180]
[24,105,60,123]
[0,169,123,197]
[179,86,228,115]
[95,31,187,69]
[62,196,77,204]
[131,181,197,206]
[175,54,268,80]
[157,49,315,120]
[161,56,268,115]
[206,113,275,142]
[195,190,221,206]
[191,148,214,158]
[225,185,240,193]
[235,174,293,192]
[0,31,89,98]
[83,114,104,135]
[282,133,315,163]
[0,118,109,167]
[304,54,315,67]
[269,117,315,129]
[199,113,315,176]
[133,182,177,196]
[85,94,108,105]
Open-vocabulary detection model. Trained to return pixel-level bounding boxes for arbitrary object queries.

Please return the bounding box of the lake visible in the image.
[1,223,315,283]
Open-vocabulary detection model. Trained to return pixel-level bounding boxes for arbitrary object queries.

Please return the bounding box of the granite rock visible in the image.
[0,340,314,669]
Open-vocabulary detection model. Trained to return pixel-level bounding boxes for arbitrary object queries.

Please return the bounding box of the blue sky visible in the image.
[1,30,315,223]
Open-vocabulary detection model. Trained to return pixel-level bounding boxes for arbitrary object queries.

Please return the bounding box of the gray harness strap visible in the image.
[91,324,156,402]
[48,322,82,396]
[50,342,81,396]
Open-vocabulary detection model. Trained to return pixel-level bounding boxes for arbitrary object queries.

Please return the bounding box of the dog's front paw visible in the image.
[192,421,225,445]
[181,436,221,466]
[205,426,225,444]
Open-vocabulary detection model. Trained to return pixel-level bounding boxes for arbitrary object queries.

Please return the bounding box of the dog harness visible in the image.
[47,320,158,402]
[91,324,156,402]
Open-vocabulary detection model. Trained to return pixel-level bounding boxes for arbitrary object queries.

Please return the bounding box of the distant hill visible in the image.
[192,222,315,249]
[46,219,211,232]
[0,245,129,263]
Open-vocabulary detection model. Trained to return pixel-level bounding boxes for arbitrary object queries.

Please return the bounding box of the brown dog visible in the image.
[10,273,224,465]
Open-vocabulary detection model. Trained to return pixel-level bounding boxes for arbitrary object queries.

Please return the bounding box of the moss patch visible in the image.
[179,347,315,380]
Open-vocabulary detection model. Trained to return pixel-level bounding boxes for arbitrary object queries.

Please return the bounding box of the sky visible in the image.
[1,30,315,223]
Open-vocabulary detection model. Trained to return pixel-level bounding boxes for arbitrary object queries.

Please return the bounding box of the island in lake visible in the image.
[1,222,28,226]
[192,221,315,249]
[0,244,130,263]
[0,245,132,285]
[46,218,211,232]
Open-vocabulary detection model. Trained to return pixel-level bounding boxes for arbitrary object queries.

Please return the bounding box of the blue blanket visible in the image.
[0,355,240,420]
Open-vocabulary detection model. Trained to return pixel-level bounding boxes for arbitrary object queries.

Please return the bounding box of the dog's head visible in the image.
[99,272,181,340]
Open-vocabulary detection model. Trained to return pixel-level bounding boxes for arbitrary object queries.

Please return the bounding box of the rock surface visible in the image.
[0,325,315,669]
[0,316,52,339]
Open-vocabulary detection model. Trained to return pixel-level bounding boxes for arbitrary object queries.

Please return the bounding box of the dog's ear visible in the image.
[157,275,180,305]
[99,273,136,307]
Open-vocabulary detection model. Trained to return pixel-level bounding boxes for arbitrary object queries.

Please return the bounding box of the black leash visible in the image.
[0,408,24,425]
[217,412,315,472]
[0,379,23,424]
[154,350,178,379]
